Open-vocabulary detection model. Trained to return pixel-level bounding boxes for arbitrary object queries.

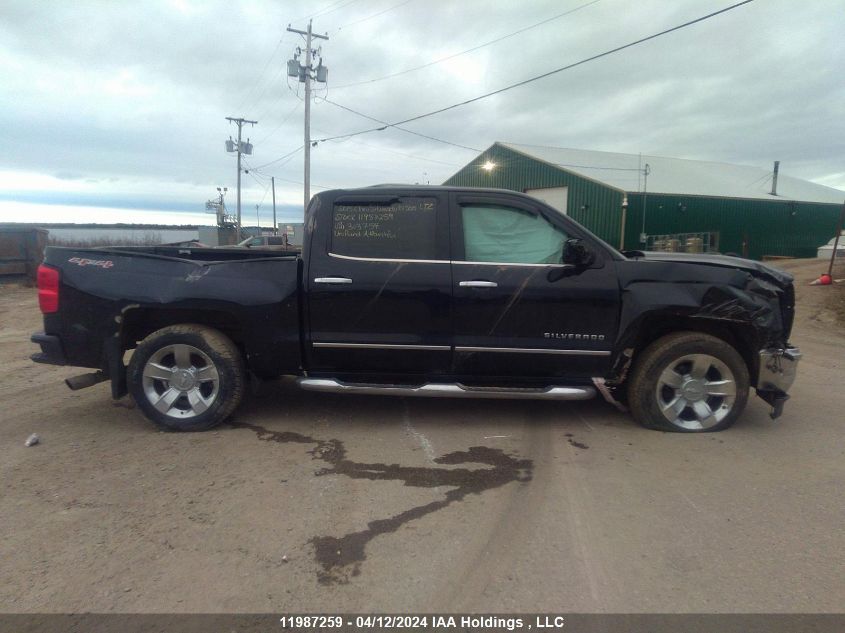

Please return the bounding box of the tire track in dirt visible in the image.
[431,402,554,610]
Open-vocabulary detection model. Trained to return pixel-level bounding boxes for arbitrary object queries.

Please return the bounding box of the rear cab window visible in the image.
[330,196,445,260]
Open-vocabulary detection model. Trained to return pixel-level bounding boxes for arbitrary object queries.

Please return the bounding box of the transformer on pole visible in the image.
[225,117,258,237]
[286,20,328,214]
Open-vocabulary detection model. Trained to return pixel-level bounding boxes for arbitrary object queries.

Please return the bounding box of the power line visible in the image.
[334,0,416,33]
[234,35,286,114]
[244,161,270,183]
[256,100,302,145]
[316,0,755,144]
[251,144,304,171]
[245,166,271,191]
[469,148,646,174]
[293,0,348,22]
[554,163,644,172]
[500,142,651,171]
[266,174,334,191]
[240,168,275,229]
[249,65,288,121]
[248,171,274,209]
[310,0,362,20]
[316,97,480,152]
[246,155,334,191]
[332,0,601,89]
[307,123,462,167]
[250,136,460,193]
[322,135,461,167]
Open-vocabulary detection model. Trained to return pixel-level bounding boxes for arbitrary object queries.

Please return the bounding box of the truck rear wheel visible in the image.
[127,324,245,431]
[627,331,749,432]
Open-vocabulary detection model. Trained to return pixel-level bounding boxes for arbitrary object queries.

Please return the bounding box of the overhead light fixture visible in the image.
[481,161,497,171]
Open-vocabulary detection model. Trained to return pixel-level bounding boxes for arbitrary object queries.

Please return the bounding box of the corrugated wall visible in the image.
[624,193,842,259]
[444,145,625,246]
[445,144,843,259]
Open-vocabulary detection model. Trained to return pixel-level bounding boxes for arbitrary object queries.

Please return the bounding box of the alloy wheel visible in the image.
[141,344,220,419]
[655,353,737,430]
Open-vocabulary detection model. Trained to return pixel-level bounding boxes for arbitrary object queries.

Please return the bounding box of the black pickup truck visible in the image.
[31,185,800,433]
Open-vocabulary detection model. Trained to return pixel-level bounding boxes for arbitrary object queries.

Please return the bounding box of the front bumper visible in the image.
[756,346,801,419]
[31,332,67,366]
[758,346,801,393]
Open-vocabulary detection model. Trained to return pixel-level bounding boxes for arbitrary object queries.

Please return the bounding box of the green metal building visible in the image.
[444,143,844,259]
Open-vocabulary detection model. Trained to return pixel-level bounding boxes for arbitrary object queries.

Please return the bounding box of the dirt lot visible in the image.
[1,259,844,613]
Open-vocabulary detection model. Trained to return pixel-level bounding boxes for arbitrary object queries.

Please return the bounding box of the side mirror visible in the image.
[563,238,595,267]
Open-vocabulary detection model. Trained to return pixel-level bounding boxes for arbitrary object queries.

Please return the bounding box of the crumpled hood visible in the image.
[630,251,794,287]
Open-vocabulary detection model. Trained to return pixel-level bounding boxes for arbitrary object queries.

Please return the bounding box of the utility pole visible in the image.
[619,194,628,251]
[639,163,651,245]
[828,201,845,278]
[225,117,257,237]
[287,20,328,214]
[271,177,277,235]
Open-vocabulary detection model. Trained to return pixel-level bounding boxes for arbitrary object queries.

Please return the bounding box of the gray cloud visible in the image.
[1,0,842,224]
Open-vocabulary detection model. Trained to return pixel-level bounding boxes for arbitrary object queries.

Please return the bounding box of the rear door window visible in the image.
[331,197,438,260]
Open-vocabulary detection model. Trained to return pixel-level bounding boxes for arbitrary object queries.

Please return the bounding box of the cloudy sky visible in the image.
[1,0,843,226]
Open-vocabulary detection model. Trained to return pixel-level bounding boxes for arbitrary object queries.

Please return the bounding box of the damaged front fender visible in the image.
[611,257,795,390]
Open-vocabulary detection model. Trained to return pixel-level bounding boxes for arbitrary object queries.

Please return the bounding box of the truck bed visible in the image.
[37,246,303,385]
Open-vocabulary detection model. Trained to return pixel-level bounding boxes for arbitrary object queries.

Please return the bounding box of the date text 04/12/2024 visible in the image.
[278,615,567,630]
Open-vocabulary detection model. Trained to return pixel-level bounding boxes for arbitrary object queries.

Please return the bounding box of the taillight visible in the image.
[37,264,60,313]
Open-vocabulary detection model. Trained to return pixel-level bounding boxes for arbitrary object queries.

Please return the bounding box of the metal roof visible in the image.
[499,142,845,204]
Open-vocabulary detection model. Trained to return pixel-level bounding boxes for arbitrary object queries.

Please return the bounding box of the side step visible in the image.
[296,378,596,401]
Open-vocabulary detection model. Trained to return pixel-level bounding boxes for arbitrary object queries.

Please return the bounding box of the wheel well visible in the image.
[629,315,759,381]
[120,308,243,352]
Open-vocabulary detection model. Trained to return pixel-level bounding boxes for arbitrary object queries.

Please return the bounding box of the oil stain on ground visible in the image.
[235,422,533,585]
[564,433,589,450]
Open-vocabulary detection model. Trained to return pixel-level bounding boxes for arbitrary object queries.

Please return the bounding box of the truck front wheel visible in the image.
[127,324,245,431]
[627,331,749,432]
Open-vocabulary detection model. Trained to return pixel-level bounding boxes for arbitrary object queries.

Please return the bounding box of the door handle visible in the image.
[459,280,498,288]
[314,277,353,284]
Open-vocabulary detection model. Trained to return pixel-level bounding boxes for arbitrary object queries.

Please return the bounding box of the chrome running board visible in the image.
[296,378,596,401]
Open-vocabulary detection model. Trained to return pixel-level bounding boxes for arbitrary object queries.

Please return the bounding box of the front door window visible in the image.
[461,204,567,264]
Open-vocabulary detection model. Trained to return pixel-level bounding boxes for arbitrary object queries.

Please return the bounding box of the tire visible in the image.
[127,324,245,431]
[627,331,749,433]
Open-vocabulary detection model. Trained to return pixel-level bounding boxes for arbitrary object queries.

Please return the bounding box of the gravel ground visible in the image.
[0,258,843,613]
